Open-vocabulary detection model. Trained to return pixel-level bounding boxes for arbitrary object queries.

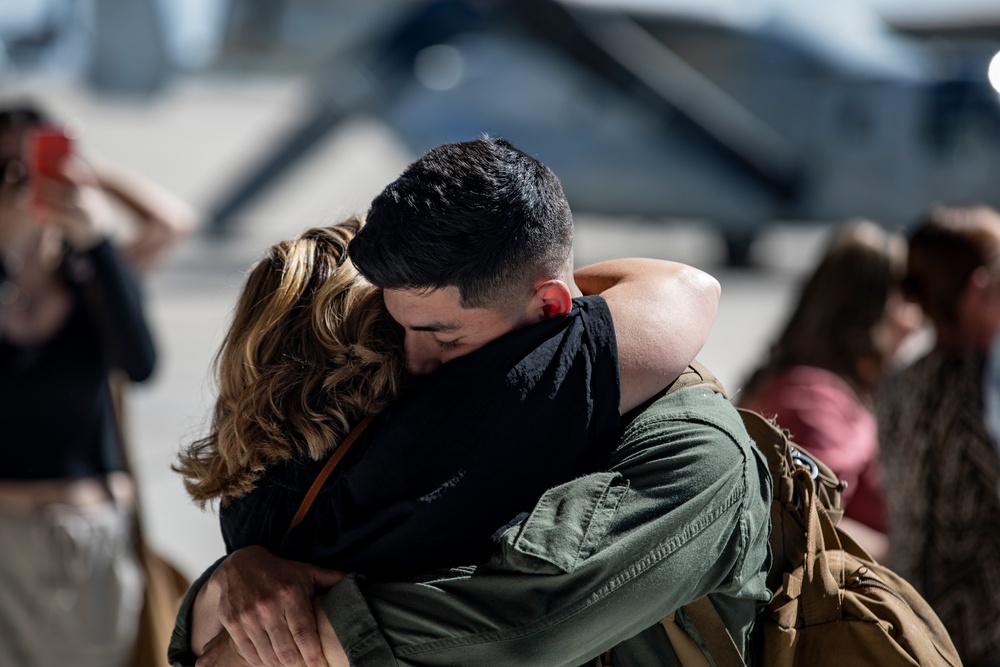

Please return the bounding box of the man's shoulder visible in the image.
[618,362,754,467]
[625,361,738,433]
[633,384,745,440]
[622,361,727,416]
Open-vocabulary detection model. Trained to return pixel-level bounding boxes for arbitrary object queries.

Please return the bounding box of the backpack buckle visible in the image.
[790,446,819,482]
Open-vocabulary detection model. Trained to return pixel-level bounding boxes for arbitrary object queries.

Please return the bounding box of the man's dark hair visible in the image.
[349,136,574,311]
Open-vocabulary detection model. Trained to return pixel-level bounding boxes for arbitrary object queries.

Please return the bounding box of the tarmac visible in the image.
[6,74,839,580]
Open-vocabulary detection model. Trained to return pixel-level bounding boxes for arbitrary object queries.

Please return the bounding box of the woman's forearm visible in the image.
[575,258,721,412]
[93,162,197,272]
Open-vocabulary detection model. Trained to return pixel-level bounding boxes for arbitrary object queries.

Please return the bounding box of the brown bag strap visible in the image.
[623,361,727,427]
[680,597,745,667]
[285,414,375,538]
[798,470,843,625]
[107,370,151,550]
[665,360,727,398]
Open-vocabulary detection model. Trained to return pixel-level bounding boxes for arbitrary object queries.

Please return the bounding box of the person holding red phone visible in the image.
[0,102,197,271]
[0,101,191,666]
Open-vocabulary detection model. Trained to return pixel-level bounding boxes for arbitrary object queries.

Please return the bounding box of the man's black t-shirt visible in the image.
[221,295,620,579]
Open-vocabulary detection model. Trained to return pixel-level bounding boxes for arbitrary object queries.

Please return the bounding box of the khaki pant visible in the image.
[0,501,144,667]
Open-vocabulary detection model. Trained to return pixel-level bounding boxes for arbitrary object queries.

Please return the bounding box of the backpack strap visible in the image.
[641,362,745,665]
[665,408,848,666]
[595,608,714,667]
[680,597,745,667]
[667,360,727,398]
[623,360,727,428]
[285,414,375,539]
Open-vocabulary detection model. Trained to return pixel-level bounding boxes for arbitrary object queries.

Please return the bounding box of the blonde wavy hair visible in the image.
[174,216,405,506]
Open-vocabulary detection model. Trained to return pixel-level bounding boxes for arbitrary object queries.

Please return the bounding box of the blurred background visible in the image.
[2,0,998,578]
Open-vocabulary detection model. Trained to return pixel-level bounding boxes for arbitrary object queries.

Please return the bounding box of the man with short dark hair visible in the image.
[170,136,771,667]
[350,136,581,377]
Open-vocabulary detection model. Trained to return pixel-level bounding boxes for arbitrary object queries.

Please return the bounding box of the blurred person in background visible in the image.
[877,203,1000,667]
[0,101,194,666]
[0,102,197,271]
[738,220,921,562]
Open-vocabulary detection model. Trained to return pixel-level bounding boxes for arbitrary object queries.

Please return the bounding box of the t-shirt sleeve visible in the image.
[480,293,621,471]
[574,294,622,422]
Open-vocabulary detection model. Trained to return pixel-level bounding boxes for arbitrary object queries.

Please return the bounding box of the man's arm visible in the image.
[322,387,771,666]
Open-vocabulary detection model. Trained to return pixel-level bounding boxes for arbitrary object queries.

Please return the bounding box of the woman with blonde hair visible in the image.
[175,218,403,508]
[738,220,921,560]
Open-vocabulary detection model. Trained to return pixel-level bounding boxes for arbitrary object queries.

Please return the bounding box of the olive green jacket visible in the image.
[171,385,772,666]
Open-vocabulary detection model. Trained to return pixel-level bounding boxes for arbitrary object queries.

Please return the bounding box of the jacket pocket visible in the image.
[492,472,629,574]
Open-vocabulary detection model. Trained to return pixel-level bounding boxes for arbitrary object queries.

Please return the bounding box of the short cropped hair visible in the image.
[349,136,574,313]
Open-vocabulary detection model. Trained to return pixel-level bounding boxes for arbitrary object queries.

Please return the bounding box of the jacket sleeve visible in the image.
[168,556,226,667]
[323,388,772,666]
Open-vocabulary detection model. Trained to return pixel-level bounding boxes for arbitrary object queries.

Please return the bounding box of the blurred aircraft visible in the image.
[0,0,170,95]
[6,0,1000,264]
[205,0,1000,264]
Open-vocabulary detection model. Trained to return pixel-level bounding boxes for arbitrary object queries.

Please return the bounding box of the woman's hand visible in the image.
[192,546,345,667]
[313,598,349,667]
[30,159,112,252]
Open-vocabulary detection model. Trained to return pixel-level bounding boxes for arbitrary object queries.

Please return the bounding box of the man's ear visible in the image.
[531,279,573,320]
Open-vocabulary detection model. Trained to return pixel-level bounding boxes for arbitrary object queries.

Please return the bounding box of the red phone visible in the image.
[25,126,73,218]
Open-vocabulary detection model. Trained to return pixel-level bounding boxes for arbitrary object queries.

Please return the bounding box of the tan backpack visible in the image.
[671,406,964,667]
